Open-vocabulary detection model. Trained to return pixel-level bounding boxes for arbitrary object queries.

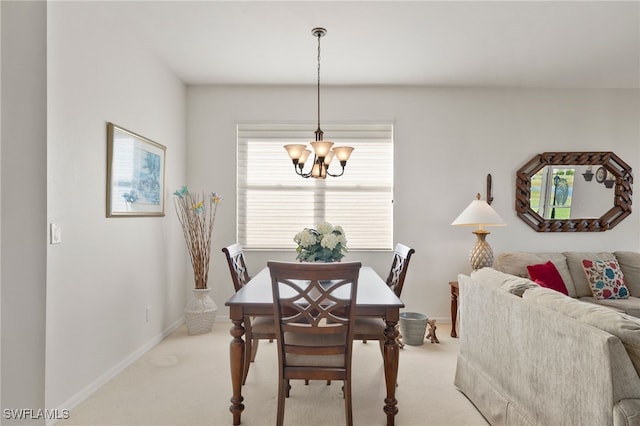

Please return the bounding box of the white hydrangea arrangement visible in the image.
[293,221,348,262]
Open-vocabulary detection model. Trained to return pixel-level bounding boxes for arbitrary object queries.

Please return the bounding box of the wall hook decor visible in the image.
[486,174,494,205]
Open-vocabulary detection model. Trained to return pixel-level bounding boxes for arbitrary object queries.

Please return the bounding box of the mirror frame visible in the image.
[515,152,633,232]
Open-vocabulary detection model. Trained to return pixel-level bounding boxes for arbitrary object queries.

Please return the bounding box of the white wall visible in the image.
[46,2,187,411]
[1,1,47,421]
[187,85,640,321]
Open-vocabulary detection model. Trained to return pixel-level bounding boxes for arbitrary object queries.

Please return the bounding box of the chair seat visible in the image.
[250,316,275,334]
[285,332,346,367]
[353,317,385,335]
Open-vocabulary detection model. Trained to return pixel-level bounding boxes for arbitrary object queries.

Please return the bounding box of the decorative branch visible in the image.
[173,186,223,289]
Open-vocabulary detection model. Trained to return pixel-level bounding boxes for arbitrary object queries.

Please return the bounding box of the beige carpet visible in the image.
[59,322,487,426]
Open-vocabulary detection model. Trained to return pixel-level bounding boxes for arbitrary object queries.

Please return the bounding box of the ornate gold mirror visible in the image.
[515,152,632,232]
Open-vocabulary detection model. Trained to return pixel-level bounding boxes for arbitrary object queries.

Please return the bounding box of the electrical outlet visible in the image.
[146,306,151,322]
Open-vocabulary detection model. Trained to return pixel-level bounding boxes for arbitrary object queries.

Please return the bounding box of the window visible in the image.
[530,167,574,219]
[237,123,393,250]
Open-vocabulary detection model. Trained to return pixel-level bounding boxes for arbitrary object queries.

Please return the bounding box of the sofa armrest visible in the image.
[614,399,640,426]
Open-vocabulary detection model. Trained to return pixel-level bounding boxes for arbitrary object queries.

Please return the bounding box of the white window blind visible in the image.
[237,123,393,250]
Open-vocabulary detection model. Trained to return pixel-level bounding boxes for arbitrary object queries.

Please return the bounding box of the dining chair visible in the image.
[354,243,415,348]
[222,243,276,385]
[268,261,361,426]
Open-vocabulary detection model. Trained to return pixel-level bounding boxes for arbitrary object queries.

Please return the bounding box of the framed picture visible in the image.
[106,122,166,217]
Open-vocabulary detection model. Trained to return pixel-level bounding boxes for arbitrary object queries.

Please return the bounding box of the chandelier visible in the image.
[284,27,354,179]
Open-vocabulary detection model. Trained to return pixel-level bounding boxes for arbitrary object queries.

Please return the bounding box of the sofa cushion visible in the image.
[614,251,640,296]
[493,252,576,297]
[579,296,640,318]
[523,286,640,374]
[583,259,630,300]
[564,252,616,297]
[578,297,626,313]
[527,261,569,295]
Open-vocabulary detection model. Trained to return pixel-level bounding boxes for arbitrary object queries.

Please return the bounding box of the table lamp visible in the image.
[452,193,506,270]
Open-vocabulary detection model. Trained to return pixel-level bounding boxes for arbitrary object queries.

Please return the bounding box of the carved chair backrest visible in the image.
[268,261,361,370]
[222,243,251,293]
[386,243,415,298]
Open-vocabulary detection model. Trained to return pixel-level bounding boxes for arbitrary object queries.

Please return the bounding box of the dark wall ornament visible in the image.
[515,152,633,232]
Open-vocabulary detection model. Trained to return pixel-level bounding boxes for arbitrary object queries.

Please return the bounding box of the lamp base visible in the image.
[469,230,494,270]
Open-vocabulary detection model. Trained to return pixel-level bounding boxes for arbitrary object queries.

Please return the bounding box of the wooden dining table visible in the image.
[225,265,405,426]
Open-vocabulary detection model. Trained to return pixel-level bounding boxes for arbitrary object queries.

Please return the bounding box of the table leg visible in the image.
[229,316,246,426]
[383,319,400,426]
[450,283,458,338]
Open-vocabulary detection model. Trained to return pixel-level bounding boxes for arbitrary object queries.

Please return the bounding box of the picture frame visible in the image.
[106,122,166,217]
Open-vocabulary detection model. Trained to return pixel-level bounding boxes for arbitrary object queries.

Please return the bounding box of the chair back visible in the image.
[222,243,251,292]
[268,261,361,378]
[386,243,415,297]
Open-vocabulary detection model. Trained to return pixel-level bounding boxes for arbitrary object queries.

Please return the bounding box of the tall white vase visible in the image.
[185,288,217,335]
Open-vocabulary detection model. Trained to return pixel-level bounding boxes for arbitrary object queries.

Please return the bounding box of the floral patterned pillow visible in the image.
[582,259,630,300]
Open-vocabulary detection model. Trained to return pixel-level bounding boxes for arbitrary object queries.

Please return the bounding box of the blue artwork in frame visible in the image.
[106,122,166,217]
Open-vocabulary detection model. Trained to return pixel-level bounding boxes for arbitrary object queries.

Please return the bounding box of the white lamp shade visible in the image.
[284,144,307,160]
[452,197,506,229]
[324,150,334,165]
[298,149,312,165]
[332,146,354,162]
[310,141,334,157]
[311,162,326,179]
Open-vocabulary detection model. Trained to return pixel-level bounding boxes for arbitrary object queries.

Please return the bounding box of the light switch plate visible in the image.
[50,223,62,244]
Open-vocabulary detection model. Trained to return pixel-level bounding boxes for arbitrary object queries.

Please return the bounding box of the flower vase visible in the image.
[185,288,217,335]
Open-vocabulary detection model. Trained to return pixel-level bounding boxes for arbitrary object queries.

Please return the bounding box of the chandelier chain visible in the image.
[316,31,321,138]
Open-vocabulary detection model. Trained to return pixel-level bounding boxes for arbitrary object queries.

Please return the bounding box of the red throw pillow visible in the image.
[527,261,569,295]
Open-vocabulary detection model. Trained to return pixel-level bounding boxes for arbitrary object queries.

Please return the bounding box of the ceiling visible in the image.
[102,1,639,88]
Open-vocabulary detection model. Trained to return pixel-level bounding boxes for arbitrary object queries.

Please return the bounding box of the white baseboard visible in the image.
[48,317,185,426]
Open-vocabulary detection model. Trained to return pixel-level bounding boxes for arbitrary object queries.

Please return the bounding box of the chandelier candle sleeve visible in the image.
[283,27,354,179]
[452,193,506,270]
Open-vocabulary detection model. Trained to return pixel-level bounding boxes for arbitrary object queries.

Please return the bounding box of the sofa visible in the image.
[493,251,640,317]
[454,251,640,425]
